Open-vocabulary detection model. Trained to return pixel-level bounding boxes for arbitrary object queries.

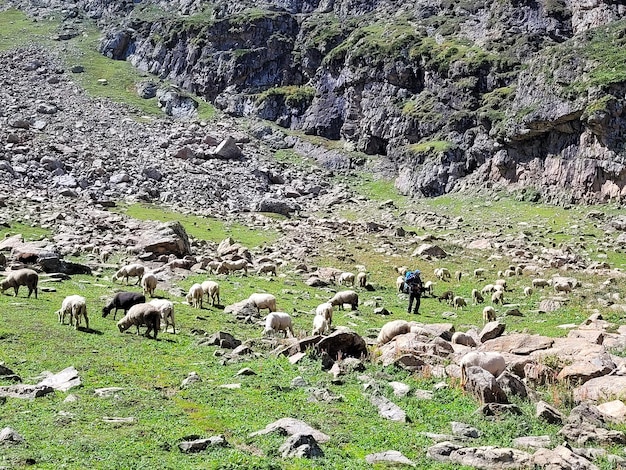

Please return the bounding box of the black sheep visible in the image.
[102,292,146,320]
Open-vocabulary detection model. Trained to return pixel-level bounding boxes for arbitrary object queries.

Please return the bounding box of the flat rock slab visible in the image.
[178,435,228,453]
[94,387,124,398]
[0,384,54,399]
[102,416,136,424]
[427,441,532,468]
[0,427,25,445]
[370,394,408,422]
[532,445,598,470]
[249,418,330,443]
[37,366,81,392]
[366,450,415,466]
[574,376,626,403]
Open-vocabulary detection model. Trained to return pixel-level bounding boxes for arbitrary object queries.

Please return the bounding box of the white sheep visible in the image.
[205,260,221,274]
[117,303,160,339]
[482,306,496,324]
[377,319,410,345]
[451,331,476,347]
[141,272,158,297]
[248,293,277,313]
[186,283,204,309]
[218,259,248,275]
[257,264,277,276]
[474,268,486,279]
[532,278,549,288]
[491,290,504,305]
[481,284,495,295]
[0,268,39,298]
[356,271,367,287]
[328,290,358,310]
[435,267,451,281]
[554,282,572,294]
[312,314,329,336]
[149,298,175,334]
[200,280,220,306]
[315,302,333,327]
[113,263,145,285]
[495,279,507,290]
[503,269,515,277]
[523,286,534,297]
[455,270,462,282]
[396,275,405,293]
[263,311,293,337]
[452,296,467,309]
[423,280,434,296]
[460,351,506,386]
[57,295,88,330]
[471,289,484,305]
[337,272,355,286]
[515,266,523,276]
[395,266,409,275]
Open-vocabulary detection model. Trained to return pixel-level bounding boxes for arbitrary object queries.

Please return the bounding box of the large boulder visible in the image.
[411,244,447,259]
[574,376,626,403]
[315,330,367,361]
[133,221,191,257]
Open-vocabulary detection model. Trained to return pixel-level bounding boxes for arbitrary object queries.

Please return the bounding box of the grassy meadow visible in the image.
[2,193,626,469]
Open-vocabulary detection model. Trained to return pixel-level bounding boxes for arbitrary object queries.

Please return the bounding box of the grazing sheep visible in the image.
[102,292,146,320]
[328,290,359,310]
[315,302,333,327]
[532,278,550,288]
[312,314,329,336]
[493,284,505,293]
[482,306,496,324]
[523,286,534,297]
[113,263,145,285]
[141,273,158,297]
[455,270,462,282]
[0,268,39,299]
[471,289,484,305]
[200,280,220,306]
[263,311,293,337]
[117,303,160,339]
[554,282,572,294]
[491,290,504,305]
[377,319,411,345]
[57,295,88,330]
[495,279,507,290]
[515,266,523,276]
[451,331,476,347]
[248,293,277,313]
[503,269,516,278]
[149,298,175,334]
[497,270,503,278]
[256,263,277,276]
[460,351,506,386]
[336,272,355,287]
[481,284,495,295]
[205,260,221,274]
[395,266,409,275]
[396,275,405,293]
[186,283,204,309]
[423,280,434,296]
[218,259,248,275]
[356,271,367,287]
[452,296,467,309]
[435,268,451,281]
[474,268,486,279]
[438,290,454,304]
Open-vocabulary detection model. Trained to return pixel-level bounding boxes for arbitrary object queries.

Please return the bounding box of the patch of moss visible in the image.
[255,85,315,108]
[581,94,617,120]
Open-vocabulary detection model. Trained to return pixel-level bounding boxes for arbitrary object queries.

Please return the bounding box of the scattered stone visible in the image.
[37,366,81,392]
[451,422,480,438]
[214,136,243,159]
[236,367,256,376]
[365,450,415,466]
[369,394,408,422]
[249,418,330,443]
[597,400,626,423]
[532,445,598,470]
[279,433,324,458]
[219,383,241,389]
[290,376,308,388]
[199,331,242,349]
[94,387,124,398]
[389,381,411,397]
[102,416,135,423]
[181,372,202,388]
[536,400,564,424]
[0,427,25,445]
[512,435,551,450]
[479,321,506,342]
[178,435,228,453]
[0,384,54,399]
[427,441,532,468]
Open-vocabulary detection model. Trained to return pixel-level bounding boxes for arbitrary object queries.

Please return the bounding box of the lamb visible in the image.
[396,275,405,293]
[262,311,293,337]
[102,292,146,320]
[149,298,175,334]
[471,289,484,305]
[200,280,220,306]
[315,302,333,327]
[438,290,454,304]
[186,283,204,309]
[248,293,277,313]
[491,290,504,305]
[141,272,158,297]
[117,303,161,339]
[532,278,550,288]
[337,272,355,287]
[474,268,486,279]
[0,268,39,298]
[482,306,496,324]
[523,286,534,297]
[312,314,329,336]
[377,319,410,345]
[256,264,277,276]
[218,259,248,275]
[57,295,88,330]
[113,263,145,285]
[460,351,506,386]
[452,296,467,309]
[356,271,367,287]
[328,290,358,310]
[423,280,434,296]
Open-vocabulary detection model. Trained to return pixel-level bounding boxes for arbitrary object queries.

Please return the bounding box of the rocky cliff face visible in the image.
[8,0,626,203]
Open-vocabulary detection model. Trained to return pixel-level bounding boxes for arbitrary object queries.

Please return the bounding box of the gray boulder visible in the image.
[133,221,191,257]
[279,433,324,458]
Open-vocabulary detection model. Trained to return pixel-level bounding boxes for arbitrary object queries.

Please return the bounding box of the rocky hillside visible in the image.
[5,0,626,203]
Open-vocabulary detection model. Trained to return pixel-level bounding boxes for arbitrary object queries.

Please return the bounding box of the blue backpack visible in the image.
[404,270,422,293]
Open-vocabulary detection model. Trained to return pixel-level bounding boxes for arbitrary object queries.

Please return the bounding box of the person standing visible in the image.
[406,271,423,315]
